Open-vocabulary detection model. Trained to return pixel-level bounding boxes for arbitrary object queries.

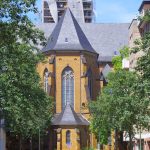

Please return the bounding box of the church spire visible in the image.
[42,8,98,54]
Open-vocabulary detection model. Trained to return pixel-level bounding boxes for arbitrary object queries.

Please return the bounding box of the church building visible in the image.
[37,0,129,148]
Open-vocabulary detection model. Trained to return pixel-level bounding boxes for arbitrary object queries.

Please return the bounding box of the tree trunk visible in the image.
[0,127,6,150]
[118,131,126,150]
[19,136,22,150]
[129,132,132,150]
[39,129,41,150]
[114,130,118,150]
[30,137,32,150]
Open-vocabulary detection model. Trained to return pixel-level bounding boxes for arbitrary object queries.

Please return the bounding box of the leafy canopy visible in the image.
[89,70,146,144]
[132,32,150,114]
[89,42,149,144]
[112,46,129,71]
[0,0,53,137]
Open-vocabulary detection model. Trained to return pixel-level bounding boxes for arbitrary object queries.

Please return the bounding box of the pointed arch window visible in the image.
[66,130,71,146]
[87,69,92,99]
[44,68,49,93]
[62,67,74,110]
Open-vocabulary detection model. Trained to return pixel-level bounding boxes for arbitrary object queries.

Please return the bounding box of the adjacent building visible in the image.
[138,0,150,36]
[129,0,150,70]
[129,19,141,70]
[128,0,150,149]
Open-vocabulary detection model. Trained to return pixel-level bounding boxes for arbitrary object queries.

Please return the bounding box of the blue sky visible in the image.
[32,0,143,23]
[95,0,143,23]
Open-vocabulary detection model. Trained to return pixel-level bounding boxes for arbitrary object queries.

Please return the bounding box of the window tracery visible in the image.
[62,67,74,110]
[44,69,49,93]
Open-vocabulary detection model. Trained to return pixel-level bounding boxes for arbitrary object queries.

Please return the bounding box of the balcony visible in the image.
[44,16,54,23]
[85,18,92,23]
[82,0,92,2]
[56,0,67,2]
[83,6,92,10]
[138,10,150,36]
[84,10,92,17]
[44,9,51,16]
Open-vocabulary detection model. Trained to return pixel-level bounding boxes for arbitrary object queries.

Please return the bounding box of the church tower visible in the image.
[42,0,94,23]
[37,8,100,150]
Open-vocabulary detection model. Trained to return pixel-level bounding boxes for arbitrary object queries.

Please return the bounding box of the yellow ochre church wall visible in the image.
[37,52,100,115]
[80,52,100,115]
[37,55,55,97]
[61,128,80,150]
[55,52,81,113]
[37,52,116,150]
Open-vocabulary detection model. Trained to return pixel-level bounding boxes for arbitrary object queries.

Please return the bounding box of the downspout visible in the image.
[80,51,82,113]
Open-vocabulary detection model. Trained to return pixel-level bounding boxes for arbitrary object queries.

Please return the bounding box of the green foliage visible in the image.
[0,0,53,137]
[112,56,122,71]
[82,147,95,150]
[89,94,111,144]
[89,69,150,144]
[89,11,150,149]
[131,32,150,102]
[138,10,150,23]
[134,33,150,117]
[120,46,129,58]
[131,39,142,54]
[112,46,129,71]
[0,0,46,47]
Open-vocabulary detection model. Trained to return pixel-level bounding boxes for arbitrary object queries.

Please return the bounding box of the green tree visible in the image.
[133,33,150,102]
[89,45,149,150]
[139,10,150,23]
[90,93,112,144]
[112,46,129,71]
[0,0,53,137]
[89,70,149,149]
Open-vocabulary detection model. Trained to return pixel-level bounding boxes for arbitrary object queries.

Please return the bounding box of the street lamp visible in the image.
[97,131,100,150]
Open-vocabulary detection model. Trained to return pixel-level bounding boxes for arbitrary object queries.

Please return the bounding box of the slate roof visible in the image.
[98,56,112,62]
[37,23,129,60]
[42,8,97,54]
[37,12,129,62]
[100,64,112,82]
[80,23,129,61]
[52,104,90,126]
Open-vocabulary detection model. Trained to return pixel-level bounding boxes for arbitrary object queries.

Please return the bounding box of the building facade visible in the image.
[37,1,129,148]
[129,0,150,70]
[38,9,101,149]
[129,19,141,71]
[4,0,150,149]
[128,0,150,149]
[42,0,94,23]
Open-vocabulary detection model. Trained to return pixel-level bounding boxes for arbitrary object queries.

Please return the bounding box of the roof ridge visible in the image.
[69,9,97,54]
[42,8,98,55]
[69,104,83,122]
[42,8,67,52]
[52,104,89,125]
